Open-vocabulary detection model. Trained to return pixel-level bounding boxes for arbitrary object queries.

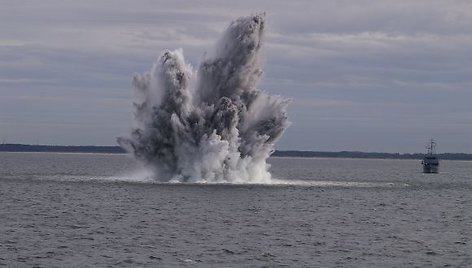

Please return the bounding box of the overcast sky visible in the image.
[1,0,471,153]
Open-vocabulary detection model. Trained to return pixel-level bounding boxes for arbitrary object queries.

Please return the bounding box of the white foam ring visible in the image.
[25,174,408,188]
[118,14,290,183]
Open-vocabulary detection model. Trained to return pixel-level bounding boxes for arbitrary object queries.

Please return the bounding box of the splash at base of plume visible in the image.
[118,14,289,183]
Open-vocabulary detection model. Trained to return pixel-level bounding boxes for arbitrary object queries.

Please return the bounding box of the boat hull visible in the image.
[423,165,439,174]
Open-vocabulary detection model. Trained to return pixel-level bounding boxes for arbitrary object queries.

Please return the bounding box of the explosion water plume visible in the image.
[118,14,290,183]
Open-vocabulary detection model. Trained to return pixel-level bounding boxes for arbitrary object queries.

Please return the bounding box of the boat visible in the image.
[421,139,439,173]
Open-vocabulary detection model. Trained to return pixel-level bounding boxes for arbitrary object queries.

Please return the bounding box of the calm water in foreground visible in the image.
[0,152,471,267]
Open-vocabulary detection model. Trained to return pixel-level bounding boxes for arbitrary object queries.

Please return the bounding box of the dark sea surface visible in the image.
[0,152,471,267]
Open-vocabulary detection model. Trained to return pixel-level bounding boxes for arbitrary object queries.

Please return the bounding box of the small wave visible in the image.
[270,179,408,188]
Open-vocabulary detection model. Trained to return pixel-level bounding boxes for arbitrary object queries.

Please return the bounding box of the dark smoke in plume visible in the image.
[118,14,290,182]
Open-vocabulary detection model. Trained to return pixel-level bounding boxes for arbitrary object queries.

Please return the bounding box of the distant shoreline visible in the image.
[1,144,472,161]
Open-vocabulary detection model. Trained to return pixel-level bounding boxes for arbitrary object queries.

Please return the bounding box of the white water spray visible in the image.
[118,14,290,183]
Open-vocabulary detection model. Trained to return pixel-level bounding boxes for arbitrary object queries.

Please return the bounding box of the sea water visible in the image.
[0,152,471,267]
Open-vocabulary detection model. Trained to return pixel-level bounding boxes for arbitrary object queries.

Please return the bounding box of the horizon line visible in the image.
[1,143,472,156]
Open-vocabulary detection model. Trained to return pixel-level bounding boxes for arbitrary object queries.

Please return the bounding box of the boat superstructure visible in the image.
[422,139,439,173]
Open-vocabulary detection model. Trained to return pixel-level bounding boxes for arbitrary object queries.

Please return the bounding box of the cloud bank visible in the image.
[1,1,471,152]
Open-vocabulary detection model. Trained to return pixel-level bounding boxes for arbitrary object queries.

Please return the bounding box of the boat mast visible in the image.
[426,139,436,155]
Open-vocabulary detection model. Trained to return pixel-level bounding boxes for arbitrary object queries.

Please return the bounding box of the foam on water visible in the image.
[118,14,290,183]
[13,173,408,188]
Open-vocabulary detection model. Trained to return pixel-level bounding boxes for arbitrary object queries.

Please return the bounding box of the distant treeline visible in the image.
[0,144,125,154]
[1,144,472,161]
[271,150,472,160]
